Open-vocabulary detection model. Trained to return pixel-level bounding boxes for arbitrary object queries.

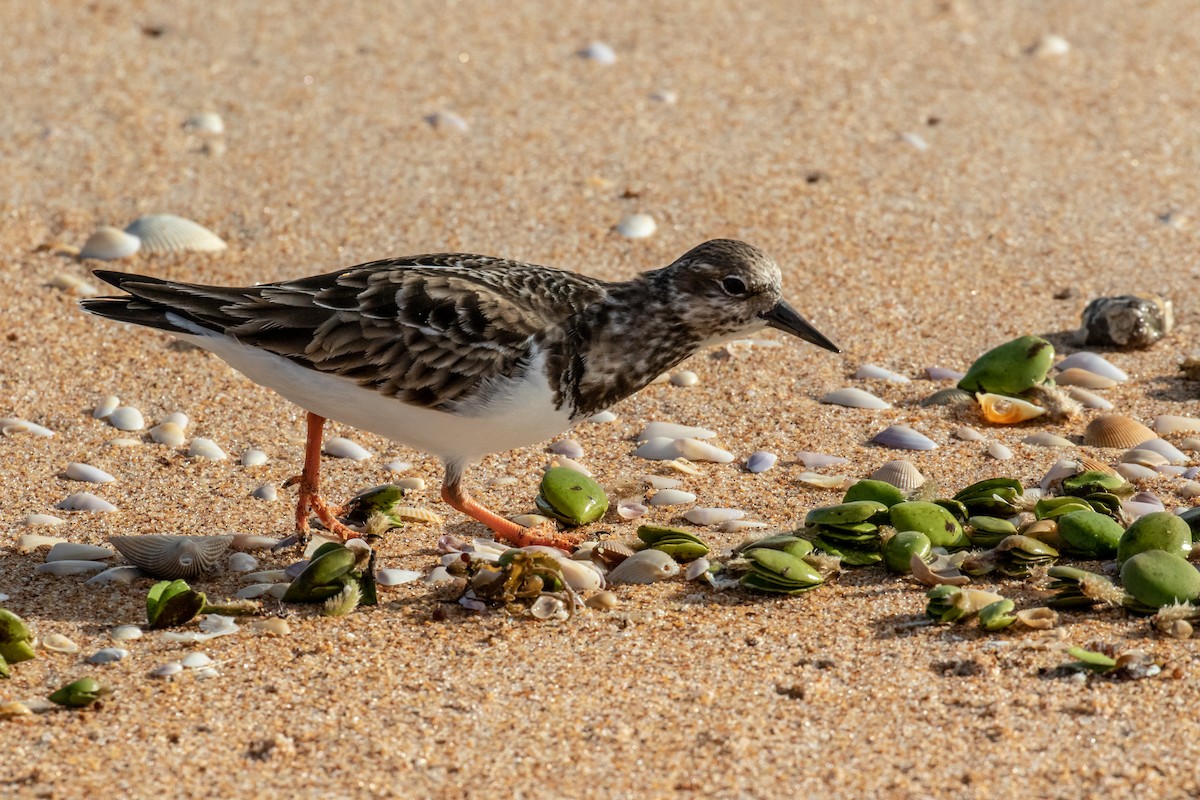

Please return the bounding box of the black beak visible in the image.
[760,300,840,353]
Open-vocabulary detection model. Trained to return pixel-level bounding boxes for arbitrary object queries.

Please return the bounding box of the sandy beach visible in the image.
[3,1,1200,797]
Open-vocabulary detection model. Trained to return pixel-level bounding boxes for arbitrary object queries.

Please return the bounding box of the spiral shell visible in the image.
[976,393,1046,424]
[110,534,234,579]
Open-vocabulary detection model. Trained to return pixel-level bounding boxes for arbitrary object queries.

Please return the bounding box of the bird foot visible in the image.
[493,520,584,551]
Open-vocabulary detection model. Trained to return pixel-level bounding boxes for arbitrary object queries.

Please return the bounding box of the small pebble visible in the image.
[1031,34,1071,57]
[184,112,225,134]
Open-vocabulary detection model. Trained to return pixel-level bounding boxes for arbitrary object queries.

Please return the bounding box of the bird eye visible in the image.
[721,276,748,296]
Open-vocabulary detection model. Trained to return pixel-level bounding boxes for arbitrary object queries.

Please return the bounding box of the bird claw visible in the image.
[494,520,585,551]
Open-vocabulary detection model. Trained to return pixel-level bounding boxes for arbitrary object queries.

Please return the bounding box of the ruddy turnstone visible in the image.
[81,239,838,548]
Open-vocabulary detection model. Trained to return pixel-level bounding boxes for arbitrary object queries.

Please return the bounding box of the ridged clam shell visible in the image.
[1055,368,1118,389]
[188,437,227,460]
[1056,352,1128,382]
[241,448,269,466]
[953,426,984,442]
[821,387,891,410]
[549,439,585,459]
[638,422,716,441]
[64,462,115,484]
[870,425,937,451]
[1153,415,1200,435]
[746,451,778,473]
[107,406,145,431]
[1067,387,1113,411]
[976,393,1046,424]
[1136,438,1188,465]
[987,442,1014,460]
[56,492,116,512]
[323,436,371,460]
[0,417,54,437]
[80,226,140,260]
[606,549,680,584]
[796,452,850,469]
[110,534,234,579]
[683,507,745,526]
[124,214,226,254]
[1082,415,1155,448]
[854,364,910,383]
[92,395,119,419]
[47,542,114,562]
[1022,432,1074,448]
[648,489,696,506]
[870,459,925,490]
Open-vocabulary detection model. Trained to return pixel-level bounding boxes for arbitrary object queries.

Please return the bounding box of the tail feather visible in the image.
[80,270,247,336]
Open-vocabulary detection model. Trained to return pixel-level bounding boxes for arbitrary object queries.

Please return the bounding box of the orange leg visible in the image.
[441,475,583,551]
[283,413,360,540]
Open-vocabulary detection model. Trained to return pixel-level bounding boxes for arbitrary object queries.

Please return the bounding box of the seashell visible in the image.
[1056,352,1128,382]
[1137,438,1188,464]
[36,560,108,575]
[1157,465,1188,477]
[19,533,67,552]
[110,534,234,579]
[719,519,770,532]
[0,417,55,437]
[1082,415,1155,448]
[93,395,119,419]
[1181,437,1200,452]
[1030,34,1070,57]
[1015,607,1058,630]
[796,451,850,469]
[426,566,456,584]
[674,438,734,463]
[1067,387,1113,411]
[925,366,966,381]
[1154,415,1200,435]
[638,422,716,441]
[854,364,910,383]
[1055,368,1118,389]
[649,489,696,506]
[151,661,183,678]
[685,558,711,581]
[240,448,269,467]
[1122,449,1169,467]
[323,436,371,460]
[188,437,227,460]
[1123,492,1165,520]
[1181,481,1200,499]
[42,633,79,654]
[617,500,648,520]
[46,542,114,562]
[23,514,66,527]
[683,507,744,526]
[870,459,925,491]
[87,647,129,664]
[149,422,185,446]
[161,411,189,429]
[49,272,97,295]
[870,425,937,451]
[199,615,239,636]
[241,569,289,584]
[746,451,778,473]
[554,558,604,591]
[251,483,277,501]
[511,514,552,528]
[549,438,585,459]
[644,475,682,490]
[670,370,699,387]
[606,549,680,584]
[796,472,850,489]
[530,596,567,621]
[953,426,984,442]
[921,388,975,407]
[1077,456,1117,474]
[56,492,116,512]
[820,387,890,410]
[617,213,657,239]
[1022,432,1074,448]
[580,41,616,64]
[548,455,592,476]
[662,458,703,476]
[987,442,1014,460]
[124,214,226,254]
[227,552,258,572]
[389,506,443,524]
[79,226,141,260]
[110,624,143,641]
[107,437,141,447]
[64,462,115,484]
[1116,463,1158,481]
[231,533,281,551]
[236,584,283,599]
[585,591,619,610]
[183,112,225,134]
[491,476,519,487]
[107,406,145,431]
[587,410,617,424]
[426,111,468,132]
[976,393,1046,424]
[248,618,291,635]
[377,568,422,587]
[182,652,213,669]
[86,566,144,584]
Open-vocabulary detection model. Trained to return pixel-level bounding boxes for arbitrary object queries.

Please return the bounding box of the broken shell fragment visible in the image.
[188,437,227,460]
[124,214,226,254]
[638,421,716,441]
[110,534,234,579]
[976,393,1046,424]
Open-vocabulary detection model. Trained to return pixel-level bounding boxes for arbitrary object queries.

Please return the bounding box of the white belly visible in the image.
[174,326,574,464]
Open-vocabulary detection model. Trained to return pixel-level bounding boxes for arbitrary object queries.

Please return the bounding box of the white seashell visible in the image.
[183,112,225,134]
[617,500,648,520]
[1181,437,1200,452]
[820,387,891,409]
[227,552,258,572]
[240,448,268,466]
[554,558,605,591]
[925,366,965,381]
[685,558,711,581]
[900,131,929,152]
[47,542,114,562]
[1066,387,1113,410]
[188,437,227,460]
[746,451,778,473]
[1057,352,1127,382]
[585,590,619,610]
[1154,415,1200,435]
[548,455,593,476]
[42,634,79,654]
[198,615,238,635]
[93,395,119,419]
[107,406,145,431]
[426,110,469,132]
[1158,465,1188,477]
[854,364,910,383]
[1039,459,1082,493]
[617,213,657,239]
[796,472,851,490]
[870,460,925,490]
[977,393,1046,424]
[159,412,187,429]
[151,661,183,678]
[549,439,585,459]
[638,422,716,441]
[491,476,519,487]
[674,438,734,463]
[634,437,681,460]
[953,426,985,442]
[1116,463,1158,481]
[36,560,108,575]
[644,475,683,490]
[0,417,55,437]
[606,549,680,584]
[236,584,281,599]
[49,272,98,295]
[248,618,292,635]
[231,533,281,551]
[124,214,226,254]
[870,425,937,451]
[987,442,1014,460]
[426,566,456,584]
[1054,368,1118,389]
[110,624,143,641]
[395,477,425,492]
[1031,33,1071,57]
[79,226,141,260]
[251,483,277,501]
[1181,481,1200,499]
[87,647,129,664]
[530,595,567,621]
[670,370,699,387]
[587,410,617,424]
[23,514,65,527]
[65,462,115,484]
[1123,497,1165,520]
[377,568,422,587]
[1136,438,1188,464]
[1122,448,1169,467]
[796,451,850,469]
[323,436,371,460]
[719,519,770,532]
[19,533,67,552]
[86,566,144,584]
[580,41,616,64]
[241,569,289,583]
[649,489,696,506]
[1022,432,1075,448]
[182,652,213,669]
[110,534,234,579]
[56,492,116,512]
[148,422,185,446]
[683,507,744,526]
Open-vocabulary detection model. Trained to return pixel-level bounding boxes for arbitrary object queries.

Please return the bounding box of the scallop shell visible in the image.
[953,426,984,442]
[976,393,1046,424]
[870,425,937,451]
[854,364,910,383]
[638,422,716,441]
[109,534,234,579]
[124,214,226,254]
[323,436,371,460]
[64,462,115,484]
[648,489,696,506]
[1022,432,1074,448]
[820,387,891,410]
[1067,387,1113,411]
[987,442,1014,460]
[606,549,680,585]
[1153,415,1200,435]
[683,507,745,526]
[1056,352,1128,382]
[0,417,54,437]
[107,406,145,431]
[1082,415,1155,448]
[241,448,269,466]
[92,395,119,419]
[617,213,657,239]
[1054,368,1118,389]
[1121,448,1169,467]
[390,506,444,524]
[1135,438,1188,465]
[46,542,114,562]
[745,451,778,473]
[590,540,636,569]
[56,492,116,512]
[79,226,141,260]
[188,437,227,460]
[549,439,585,459]
[869,460,925,490]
